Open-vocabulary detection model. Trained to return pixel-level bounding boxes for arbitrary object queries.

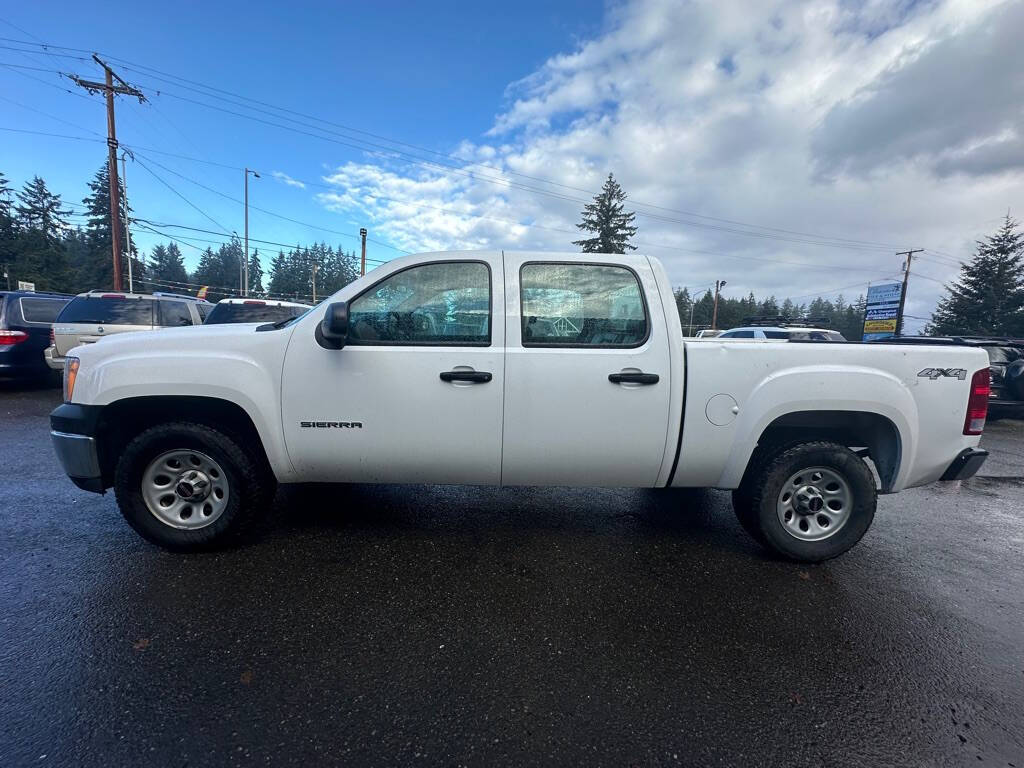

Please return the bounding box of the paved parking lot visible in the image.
[2,383,1023,767]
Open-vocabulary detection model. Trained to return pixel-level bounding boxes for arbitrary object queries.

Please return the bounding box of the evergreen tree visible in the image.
[573,173,638,253]
[149,243,189,286]
[927,215,1024,336]
[77,164,135,290]
[248,249,265,295]
[268,250,291,297]
[11,176,71,291]
[0,171,13,287]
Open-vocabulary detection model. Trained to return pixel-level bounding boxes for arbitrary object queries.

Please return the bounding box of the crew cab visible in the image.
[49,251,991,561]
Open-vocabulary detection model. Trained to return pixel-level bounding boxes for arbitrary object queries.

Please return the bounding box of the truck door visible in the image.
[281,253,505,484]
[501,254,673,487]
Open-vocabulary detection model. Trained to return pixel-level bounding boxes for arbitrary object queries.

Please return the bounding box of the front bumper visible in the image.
[939,448,988,482]
[44,345,65,371]
[50,403,107,494]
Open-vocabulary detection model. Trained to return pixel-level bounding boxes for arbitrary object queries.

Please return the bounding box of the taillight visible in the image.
[0,330,29,346]
[964,368,990,435]
[49,327,55,345]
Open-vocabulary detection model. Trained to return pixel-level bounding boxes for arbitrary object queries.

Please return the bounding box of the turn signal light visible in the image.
[963,368,990,435]
[64,357,80,403]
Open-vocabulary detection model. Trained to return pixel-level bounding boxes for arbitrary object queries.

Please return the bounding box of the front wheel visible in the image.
[733,441,876,562]
[114,422,273,551]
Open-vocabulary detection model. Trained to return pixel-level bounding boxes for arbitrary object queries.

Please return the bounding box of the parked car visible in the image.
[717,317,846,341]
[45,291,212,371]
[875,336,1024,419]
[50,251,989,561]
[204,297,311,325]
[0,290,73,381]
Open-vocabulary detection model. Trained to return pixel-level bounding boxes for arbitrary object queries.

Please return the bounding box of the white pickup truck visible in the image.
[50,251,991,561]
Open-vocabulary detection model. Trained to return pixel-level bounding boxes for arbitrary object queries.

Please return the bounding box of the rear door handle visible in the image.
[608,372,659,385]
[440,370,492,383]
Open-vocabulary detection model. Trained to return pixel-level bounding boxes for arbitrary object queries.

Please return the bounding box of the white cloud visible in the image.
[316,0,1024,331]
[271,171,306,189]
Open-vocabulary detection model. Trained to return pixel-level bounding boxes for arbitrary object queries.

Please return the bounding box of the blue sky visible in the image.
[2,0,1023,330]
[1,0,603,268]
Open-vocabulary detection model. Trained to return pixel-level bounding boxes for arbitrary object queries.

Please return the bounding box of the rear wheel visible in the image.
[733,441,876,562]
[114,422,272,551]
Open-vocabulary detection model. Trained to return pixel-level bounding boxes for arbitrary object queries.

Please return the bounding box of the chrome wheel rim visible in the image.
[776,466,852,542]
[141,449,229,530]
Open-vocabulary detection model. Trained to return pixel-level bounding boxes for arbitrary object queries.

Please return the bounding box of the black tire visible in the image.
[114,421,273,551]
[734,441,876,562]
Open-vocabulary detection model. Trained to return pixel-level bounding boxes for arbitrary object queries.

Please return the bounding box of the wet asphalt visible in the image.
[1,383,1023,767]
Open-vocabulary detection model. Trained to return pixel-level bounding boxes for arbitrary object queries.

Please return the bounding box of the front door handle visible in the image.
[608,372,659,385]
[440,370,492,383]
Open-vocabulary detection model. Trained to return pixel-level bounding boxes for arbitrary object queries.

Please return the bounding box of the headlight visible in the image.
[63,357,80,403]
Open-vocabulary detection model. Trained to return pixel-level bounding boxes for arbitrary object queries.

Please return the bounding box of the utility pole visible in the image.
[119,150,135,293]
[70,56,145,292]
[712,279,728,330]
[244,168,259,296]
[360,228,367,276]
[312,262,318,304]
[894,249,923,337]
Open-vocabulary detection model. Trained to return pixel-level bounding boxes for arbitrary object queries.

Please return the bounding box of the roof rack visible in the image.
[152,291,201,301]
[2,288,74,297]
[741,315,831,328]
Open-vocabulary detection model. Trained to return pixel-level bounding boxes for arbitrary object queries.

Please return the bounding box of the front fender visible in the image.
[72,345,296,481]
[717,365,916,491]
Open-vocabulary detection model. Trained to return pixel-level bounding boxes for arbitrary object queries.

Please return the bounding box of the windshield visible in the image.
[205,303,307,325]
[56,296,154,325]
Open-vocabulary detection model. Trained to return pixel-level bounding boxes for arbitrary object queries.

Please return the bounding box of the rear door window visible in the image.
[520,263,647,347]
[19,297,71,324]
[158,300,194,327]
[722,330,756,338]
[57,297,154,325]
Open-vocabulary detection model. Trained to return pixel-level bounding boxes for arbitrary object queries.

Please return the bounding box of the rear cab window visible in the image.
[520,263,647,347]
[57,296,154,325]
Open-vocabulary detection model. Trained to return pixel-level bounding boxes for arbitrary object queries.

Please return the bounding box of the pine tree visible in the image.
[77,164,134,290]
[248,249,265,295]
[573,173,638,253]
[11,176,71,291]
[927,215,1024,336]
[149,243,189,286]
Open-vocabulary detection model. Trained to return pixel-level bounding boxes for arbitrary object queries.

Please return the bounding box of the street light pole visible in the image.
[119,151,135,293]
[244,168,260,296]
[712,279,727,330]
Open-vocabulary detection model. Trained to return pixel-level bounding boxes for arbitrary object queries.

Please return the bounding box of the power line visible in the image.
[131,151,411,253]
[132,156,232,234]
[0,47,911,253]
[135,219,391,265]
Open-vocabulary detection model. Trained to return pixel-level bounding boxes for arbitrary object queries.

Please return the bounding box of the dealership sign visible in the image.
[862,282,903,341]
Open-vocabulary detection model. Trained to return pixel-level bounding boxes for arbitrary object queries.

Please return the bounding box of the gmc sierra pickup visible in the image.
[50,251,990,561]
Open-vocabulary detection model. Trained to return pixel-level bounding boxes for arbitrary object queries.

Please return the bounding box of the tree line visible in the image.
[5,162,1020,337]
[0,164,360,304]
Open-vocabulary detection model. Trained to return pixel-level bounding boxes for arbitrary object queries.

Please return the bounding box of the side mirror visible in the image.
[318,301,349,349]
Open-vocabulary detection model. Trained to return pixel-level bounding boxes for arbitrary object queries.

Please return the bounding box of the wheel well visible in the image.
[749,410,901,491]
[94,396,273,488]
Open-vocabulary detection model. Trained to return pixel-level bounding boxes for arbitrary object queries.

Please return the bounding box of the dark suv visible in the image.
[876,336,1024,419]
[0,290,73,381]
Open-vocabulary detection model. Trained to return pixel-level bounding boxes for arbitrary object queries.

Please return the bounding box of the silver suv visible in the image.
[45,291,212,370]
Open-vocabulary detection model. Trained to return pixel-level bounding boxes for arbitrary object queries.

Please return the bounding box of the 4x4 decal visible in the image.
[917,368,967,381]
